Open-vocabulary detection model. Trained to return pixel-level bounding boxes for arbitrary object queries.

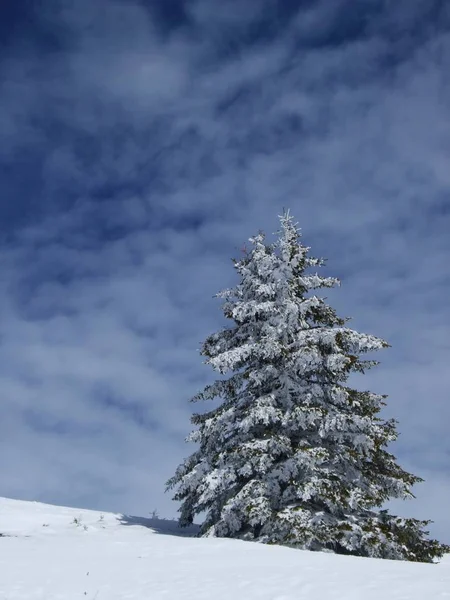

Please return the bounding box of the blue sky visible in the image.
[1,0,449,541]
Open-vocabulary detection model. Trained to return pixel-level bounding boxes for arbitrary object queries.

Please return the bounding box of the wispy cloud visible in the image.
[0,0,449,539]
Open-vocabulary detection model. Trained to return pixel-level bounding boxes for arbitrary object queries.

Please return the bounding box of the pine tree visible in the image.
[167,212,449,562]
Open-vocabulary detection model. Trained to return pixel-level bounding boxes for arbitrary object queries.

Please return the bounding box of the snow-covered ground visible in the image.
[0,497,449,599]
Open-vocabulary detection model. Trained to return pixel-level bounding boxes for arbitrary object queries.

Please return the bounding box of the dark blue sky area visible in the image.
[1,0,449,235]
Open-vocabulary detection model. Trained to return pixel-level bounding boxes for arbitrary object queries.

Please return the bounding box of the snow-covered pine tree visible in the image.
[167,212,449,562]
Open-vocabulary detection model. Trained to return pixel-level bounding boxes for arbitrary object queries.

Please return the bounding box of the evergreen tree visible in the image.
[167,212,449,562]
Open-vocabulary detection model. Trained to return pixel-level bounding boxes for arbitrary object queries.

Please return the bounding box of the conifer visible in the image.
[168,213,449,562]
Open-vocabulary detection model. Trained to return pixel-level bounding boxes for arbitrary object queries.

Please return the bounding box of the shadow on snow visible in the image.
[118,514,200,538]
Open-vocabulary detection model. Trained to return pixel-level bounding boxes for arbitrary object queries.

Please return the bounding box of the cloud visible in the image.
[0,0,449,541]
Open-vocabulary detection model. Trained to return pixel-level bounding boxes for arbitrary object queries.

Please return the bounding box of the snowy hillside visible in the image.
[0,497,449,600]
